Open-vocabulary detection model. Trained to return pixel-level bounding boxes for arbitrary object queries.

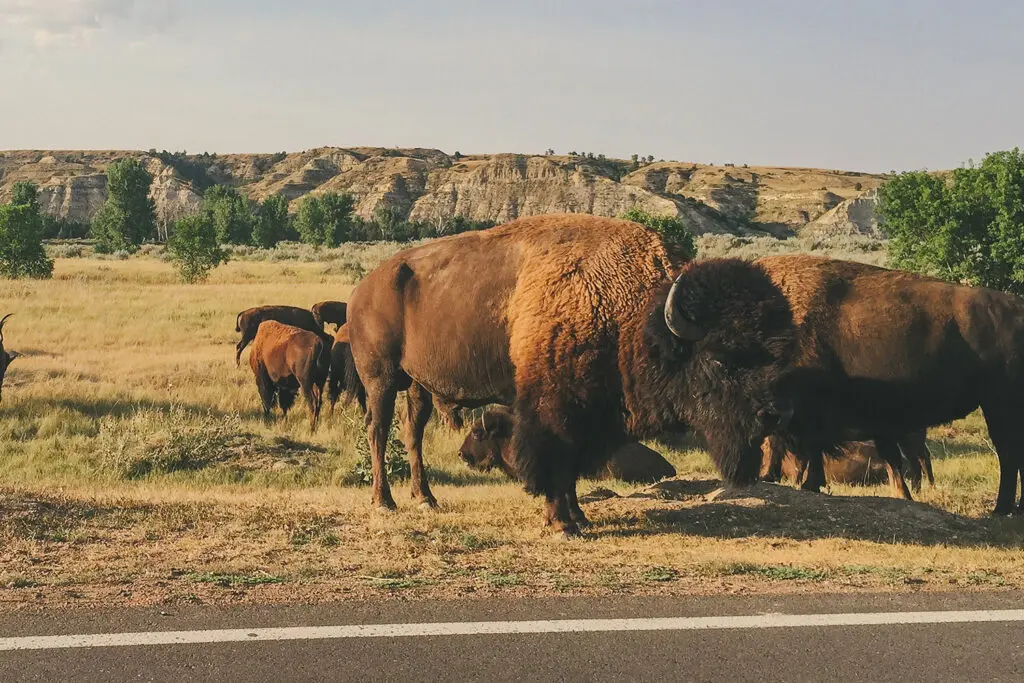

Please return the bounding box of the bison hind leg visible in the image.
[254,363,277,417]
[403,383,437,508]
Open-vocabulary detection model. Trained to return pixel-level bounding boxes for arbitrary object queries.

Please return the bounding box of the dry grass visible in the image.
[0,253,1022,613]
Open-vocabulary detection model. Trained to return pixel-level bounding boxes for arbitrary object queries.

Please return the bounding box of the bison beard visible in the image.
[344,214,798,536]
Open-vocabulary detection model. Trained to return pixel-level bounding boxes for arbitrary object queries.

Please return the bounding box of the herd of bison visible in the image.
[3,213,1024,538]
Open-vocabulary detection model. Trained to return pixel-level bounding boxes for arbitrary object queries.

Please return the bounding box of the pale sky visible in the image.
[1,0,1021,172]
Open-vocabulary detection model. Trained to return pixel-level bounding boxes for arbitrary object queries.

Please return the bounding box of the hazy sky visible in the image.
[2,0,1021,172]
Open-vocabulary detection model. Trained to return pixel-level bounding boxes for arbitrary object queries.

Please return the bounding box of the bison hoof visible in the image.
[570,512,591,527]
[800,482,823,493]
[416,497,439,510]
[550,525,582,541]
[373,496,398,511]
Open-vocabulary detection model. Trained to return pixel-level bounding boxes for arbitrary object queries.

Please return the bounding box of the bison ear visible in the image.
[664,276,706,342]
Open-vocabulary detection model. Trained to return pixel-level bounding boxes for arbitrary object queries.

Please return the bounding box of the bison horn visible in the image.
[0,313,10,344]
[664,277,706,341]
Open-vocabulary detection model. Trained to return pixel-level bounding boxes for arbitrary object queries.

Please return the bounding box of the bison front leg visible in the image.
[565,483,589,527]
[981,409,1021,515]
[799,444,827,492]
[760,436,785,483]
[876,436,913,500]
[403,383,438,508]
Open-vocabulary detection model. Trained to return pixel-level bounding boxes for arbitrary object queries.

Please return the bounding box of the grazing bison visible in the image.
[459,406,677,485]
[235,305,324,366]
[0,314,19,403]
[758,254,1023,514]
[327,323,365,414]
[311,301,348,332]
[249,321,331,432]
[761,429,934,489]
[343,214,797,535]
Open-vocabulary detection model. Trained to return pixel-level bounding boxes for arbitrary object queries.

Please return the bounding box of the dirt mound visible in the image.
[584,479,1003,547]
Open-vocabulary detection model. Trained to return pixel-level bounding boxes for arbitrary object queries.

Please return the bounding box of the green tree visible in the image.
[618,207,697,260]
[0,201,54,279]
[91,158,156,253]
[167,213,228,283]
[252,194,289,248]
[204,185,254,245]
[11,181,39,210]
[878,148,1024,294]
[294,192,356,247]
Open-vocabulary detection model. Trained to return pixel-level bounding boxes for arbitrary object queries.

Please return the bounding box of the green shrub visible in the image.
[618,207,697,260]
[168,213,229,283]
[0,201,54,279]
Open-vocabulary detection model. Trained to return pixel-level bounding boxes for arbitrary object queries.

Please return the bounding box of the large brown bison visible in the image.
[458,406,677,486]
[761,429,934,490]
[249,321,331,432]
[235,305,324,366]
[0,314,19,403]
[758,254,1023,514]
[311,301,348,331]
[342,214,798,535]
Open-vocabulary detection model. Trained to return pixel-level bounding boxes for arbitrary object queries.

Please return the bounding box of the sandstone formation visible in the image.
[0,148,887,236]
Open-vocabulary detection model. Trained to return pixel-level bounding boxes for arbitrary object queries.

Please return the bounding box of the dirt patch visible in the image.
[587,479,1010,547]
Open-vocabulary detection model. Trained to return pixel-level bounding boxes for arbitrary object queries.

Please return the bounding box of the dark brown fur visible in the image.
[0,314,19,403]
[459,407,677,484]
[235,305,325,366]
[344,214,797,535]
[311,301,348,331]
[758,254,1022,514]
[249,320,331,432]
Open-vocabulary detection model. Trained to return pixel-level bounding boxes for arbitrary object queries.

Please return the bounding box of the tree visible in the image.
[167,213,228,283]
[252,194,289,248]
[203,185,253,245]
[878,148,1024,295]
[11,181,39,210]
[0,201,54,279]
[618,207,697,260]
[91,158,156,252]
[294,192,356,247]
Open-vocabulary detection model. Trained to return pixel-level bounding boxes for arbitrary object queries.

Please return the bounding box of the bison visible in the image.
[761,429,934,490]
[459,406,677,486]
[311,301,348,332]
[758,254,1022,514]
[342,214,798,536]
[329,323,470,429]
[0,314,19,403]
[249,320,331,432]
[235,305,325,366]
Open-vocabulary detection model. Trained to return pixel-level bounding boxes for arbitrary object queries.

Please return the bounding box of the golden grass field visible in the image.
[0,249,1021,613]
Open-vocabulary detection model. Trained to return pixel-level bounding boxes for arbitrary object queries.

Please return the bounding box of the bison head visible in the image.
[0,314,18,403]
[655,259,798,485]
[458,408,516,477]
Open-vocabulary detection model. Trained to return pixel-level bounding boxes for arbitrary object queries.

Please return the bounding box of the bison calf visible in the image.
[249,321,331,432]
[311,301,348,332]
[235,305,325,366]
[459,407,677,484]
[0,314,20,403]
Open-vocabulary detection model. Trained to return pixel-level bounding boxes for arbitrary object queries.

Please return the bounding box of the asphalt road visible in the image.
[1,591,1023,682]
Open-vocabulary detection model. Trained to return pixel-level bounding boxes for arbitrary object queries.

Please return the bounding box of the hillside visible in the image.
[0,148,888,237]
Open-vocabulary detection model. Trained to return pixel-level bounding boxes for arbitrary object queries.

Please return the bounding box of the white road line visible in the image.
[2,609,1023,652]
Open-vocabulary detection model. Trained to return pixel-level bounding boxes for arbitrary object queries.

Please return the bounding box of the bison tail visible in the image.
[338,343,367,414]
[235,311,243,333]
